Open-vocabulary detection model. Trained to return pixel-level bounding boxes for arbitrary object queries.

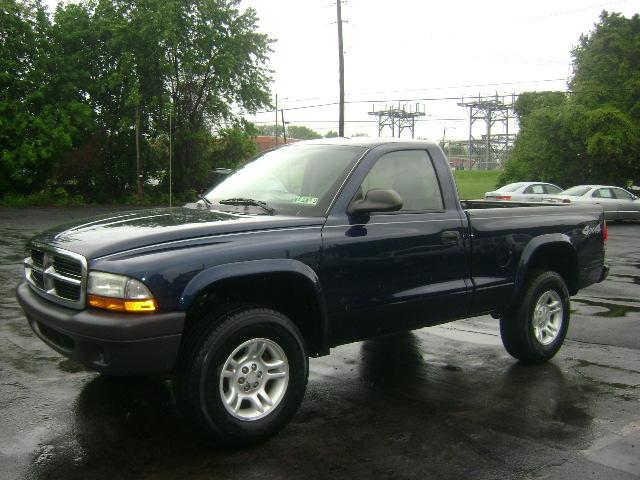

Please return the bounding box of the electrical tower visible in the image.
[457,94,517,170]
[368,103,426,138]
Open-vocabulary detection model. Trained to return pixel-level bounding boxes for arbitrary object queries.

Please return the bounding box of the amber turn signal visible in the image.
[88,294,157,313]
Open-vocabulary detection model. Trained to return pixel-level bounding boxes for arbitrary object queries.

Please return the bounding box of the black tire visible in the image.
[174,306,308,447]
[500,270,570,364]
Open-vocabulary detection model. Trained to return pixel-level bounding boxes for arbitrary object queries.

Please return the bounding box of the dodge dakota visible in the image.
[17,138,609,445]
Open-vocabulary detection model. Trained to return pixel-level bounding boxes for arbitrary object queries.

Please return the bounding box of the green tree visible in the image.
[255,124,322,140]
[1,0,272,203]
[159,0,272,195]
[287,125,322,140]
[0,0,92,195]
[501,12,640,188]
[209,122,259,170]
[255,124,278,136]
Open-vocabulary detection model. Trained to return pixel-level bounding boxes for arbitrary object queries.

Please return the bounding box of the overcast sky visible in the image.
[240,0,638,140]
[44,0,638,140]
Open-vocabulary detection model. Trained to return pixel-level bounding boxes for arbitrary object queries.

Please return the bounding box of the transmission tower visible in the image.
[368,103,426,138]
[457,94,517,170]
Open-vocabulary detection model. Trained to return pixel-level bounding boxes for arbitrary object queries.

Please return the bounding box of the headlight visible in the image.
[87,271,156,313]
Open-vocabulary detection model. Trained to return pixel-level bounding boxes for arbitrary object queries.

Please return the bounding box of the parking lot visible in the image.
[1,207,638,480]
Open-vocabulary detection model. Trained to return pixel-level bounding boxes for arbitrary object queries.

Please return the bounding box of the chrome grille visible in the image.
[53,255,83,278]
[24,245,87,309]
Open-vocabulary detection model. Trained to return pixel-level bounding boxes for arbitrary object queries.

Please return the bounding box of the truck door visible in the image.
[320,147,471,345]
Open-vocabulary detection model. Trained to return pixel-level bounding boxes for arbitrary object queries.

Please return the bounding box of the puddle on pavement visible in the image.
[608,273,640,286]
[572,298,640,318]
[58,359,90,374]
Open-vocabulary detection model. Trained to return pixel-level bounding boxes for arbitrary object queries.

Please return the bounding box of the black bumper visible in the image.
[16,281,185,376]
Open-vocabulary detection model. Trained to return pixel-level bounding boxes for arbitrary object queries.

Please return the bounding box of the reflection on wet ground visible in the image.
[572,298,640,317]
[1,209,640,480]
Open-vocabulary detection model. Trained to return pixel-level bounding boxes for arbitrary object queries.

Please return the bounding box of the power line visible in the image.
[252,118,466,124]
[271,78,568,105]
[516,0,630,22]
[246,84,635,115]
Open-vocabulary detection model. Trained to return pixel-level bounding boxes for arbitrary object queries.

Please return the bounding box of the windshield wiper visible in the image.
[198,194,213,208]
[219,198,275,215]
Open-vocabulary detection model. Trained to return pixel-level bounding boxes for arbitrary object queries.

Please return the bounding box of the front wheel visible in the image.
[174,306,308,446]
[500,271,570,364]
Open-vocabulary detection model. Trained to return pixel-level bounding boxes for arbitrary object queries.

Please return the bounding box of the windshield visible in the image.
[496,183,526,193]
[561,186,591,196]
[205,144,366,216]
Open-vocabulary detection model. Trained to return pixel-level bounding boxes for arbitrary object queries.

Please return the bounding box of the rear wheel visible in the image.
[500,271,570,364]
[174,306,308,446]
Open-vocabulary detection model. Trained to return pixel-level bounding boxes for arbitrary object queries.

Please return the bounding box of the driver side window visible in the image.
[360,150,444,211]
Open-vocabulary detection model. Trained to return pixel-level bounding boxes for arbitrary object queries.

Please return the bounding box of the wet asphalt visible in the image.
[0,207,638,480]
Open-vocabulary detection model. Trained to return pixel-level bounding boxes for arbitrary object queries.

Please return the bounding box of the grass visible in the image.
[453,170,502,200]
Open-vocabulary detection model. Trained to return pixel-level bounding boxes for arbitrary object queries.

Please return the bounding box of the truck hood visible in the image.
[30,207,324,259]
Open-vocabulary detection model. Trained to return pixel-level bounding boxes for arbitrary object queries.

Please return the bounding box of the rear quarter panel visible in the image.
[466,204,605,314]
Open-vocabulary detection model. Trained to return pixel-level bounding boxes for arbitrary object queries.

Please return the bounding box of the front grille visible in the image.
[31,270,45,289]
[31,250,44,268]
[24,245,87,309]
[53,255,82,278]
[53,279,81,300]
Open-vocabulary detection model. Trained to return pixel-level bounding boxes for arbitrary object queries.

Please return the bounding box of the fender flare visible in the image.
[514,233,578,297]
[179,258,328,351]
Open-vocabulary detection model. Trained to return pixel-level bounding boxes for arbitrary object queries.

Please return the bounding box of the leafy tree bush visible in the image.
[0,0,271,204]
[256,124,323,140]
[500,12,640,188]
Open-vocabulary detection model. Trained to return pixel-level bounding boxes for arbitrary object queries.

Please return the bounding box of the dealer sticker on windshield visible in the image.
[294,196,319,205]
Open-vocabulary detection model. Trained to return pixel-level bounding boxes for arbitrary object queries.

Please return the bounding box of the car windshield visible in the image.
[205,144,366,216]
[561,186,591,196]
[496,183,526,193]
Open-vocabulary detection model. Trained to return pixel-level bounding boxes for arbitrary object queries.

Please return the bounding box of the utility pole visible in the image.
[169,107,172,207]
[135,103,143,200]
[336,0,345,137]
[274,94,279,146]
[281,109,287,144]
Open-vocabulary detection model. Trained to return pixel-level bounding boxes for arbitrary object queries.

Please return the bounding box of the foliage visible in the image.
[255,124,322,140]
[501,12,640,188]
[1,187,85,207]
[209,124,259,170]
[324,131,339,138]
[0,0,272,204]
[0,1,94,195]
[286,125,322,140]
[453,170,501,200]
[255,124,279,136]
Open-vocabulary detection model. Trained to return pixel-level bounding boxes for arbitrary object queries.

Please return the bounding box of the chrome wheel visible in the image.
[532,290,563,346]
[219,338,289,421]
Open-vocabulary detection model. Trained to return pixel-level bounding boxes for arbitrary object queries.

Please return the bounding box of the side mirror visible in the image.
[348,189,403,215]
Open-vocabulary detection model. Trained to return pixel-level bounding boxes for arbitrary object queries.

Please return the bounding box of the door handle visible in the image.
[441,230,461,245]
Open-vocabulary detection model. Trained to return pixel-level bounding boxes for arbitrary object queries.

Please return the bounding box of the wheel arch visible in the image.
[179,259,329,356]
[514,234,579,298]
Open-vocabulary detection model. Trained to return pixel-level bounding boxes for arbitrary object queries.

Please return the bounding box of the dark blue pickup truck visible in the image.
[17,138,608,446]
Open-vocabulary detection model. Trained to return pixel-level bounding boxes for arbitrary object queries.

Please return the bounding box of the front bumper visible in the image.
[16,281,185,376]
